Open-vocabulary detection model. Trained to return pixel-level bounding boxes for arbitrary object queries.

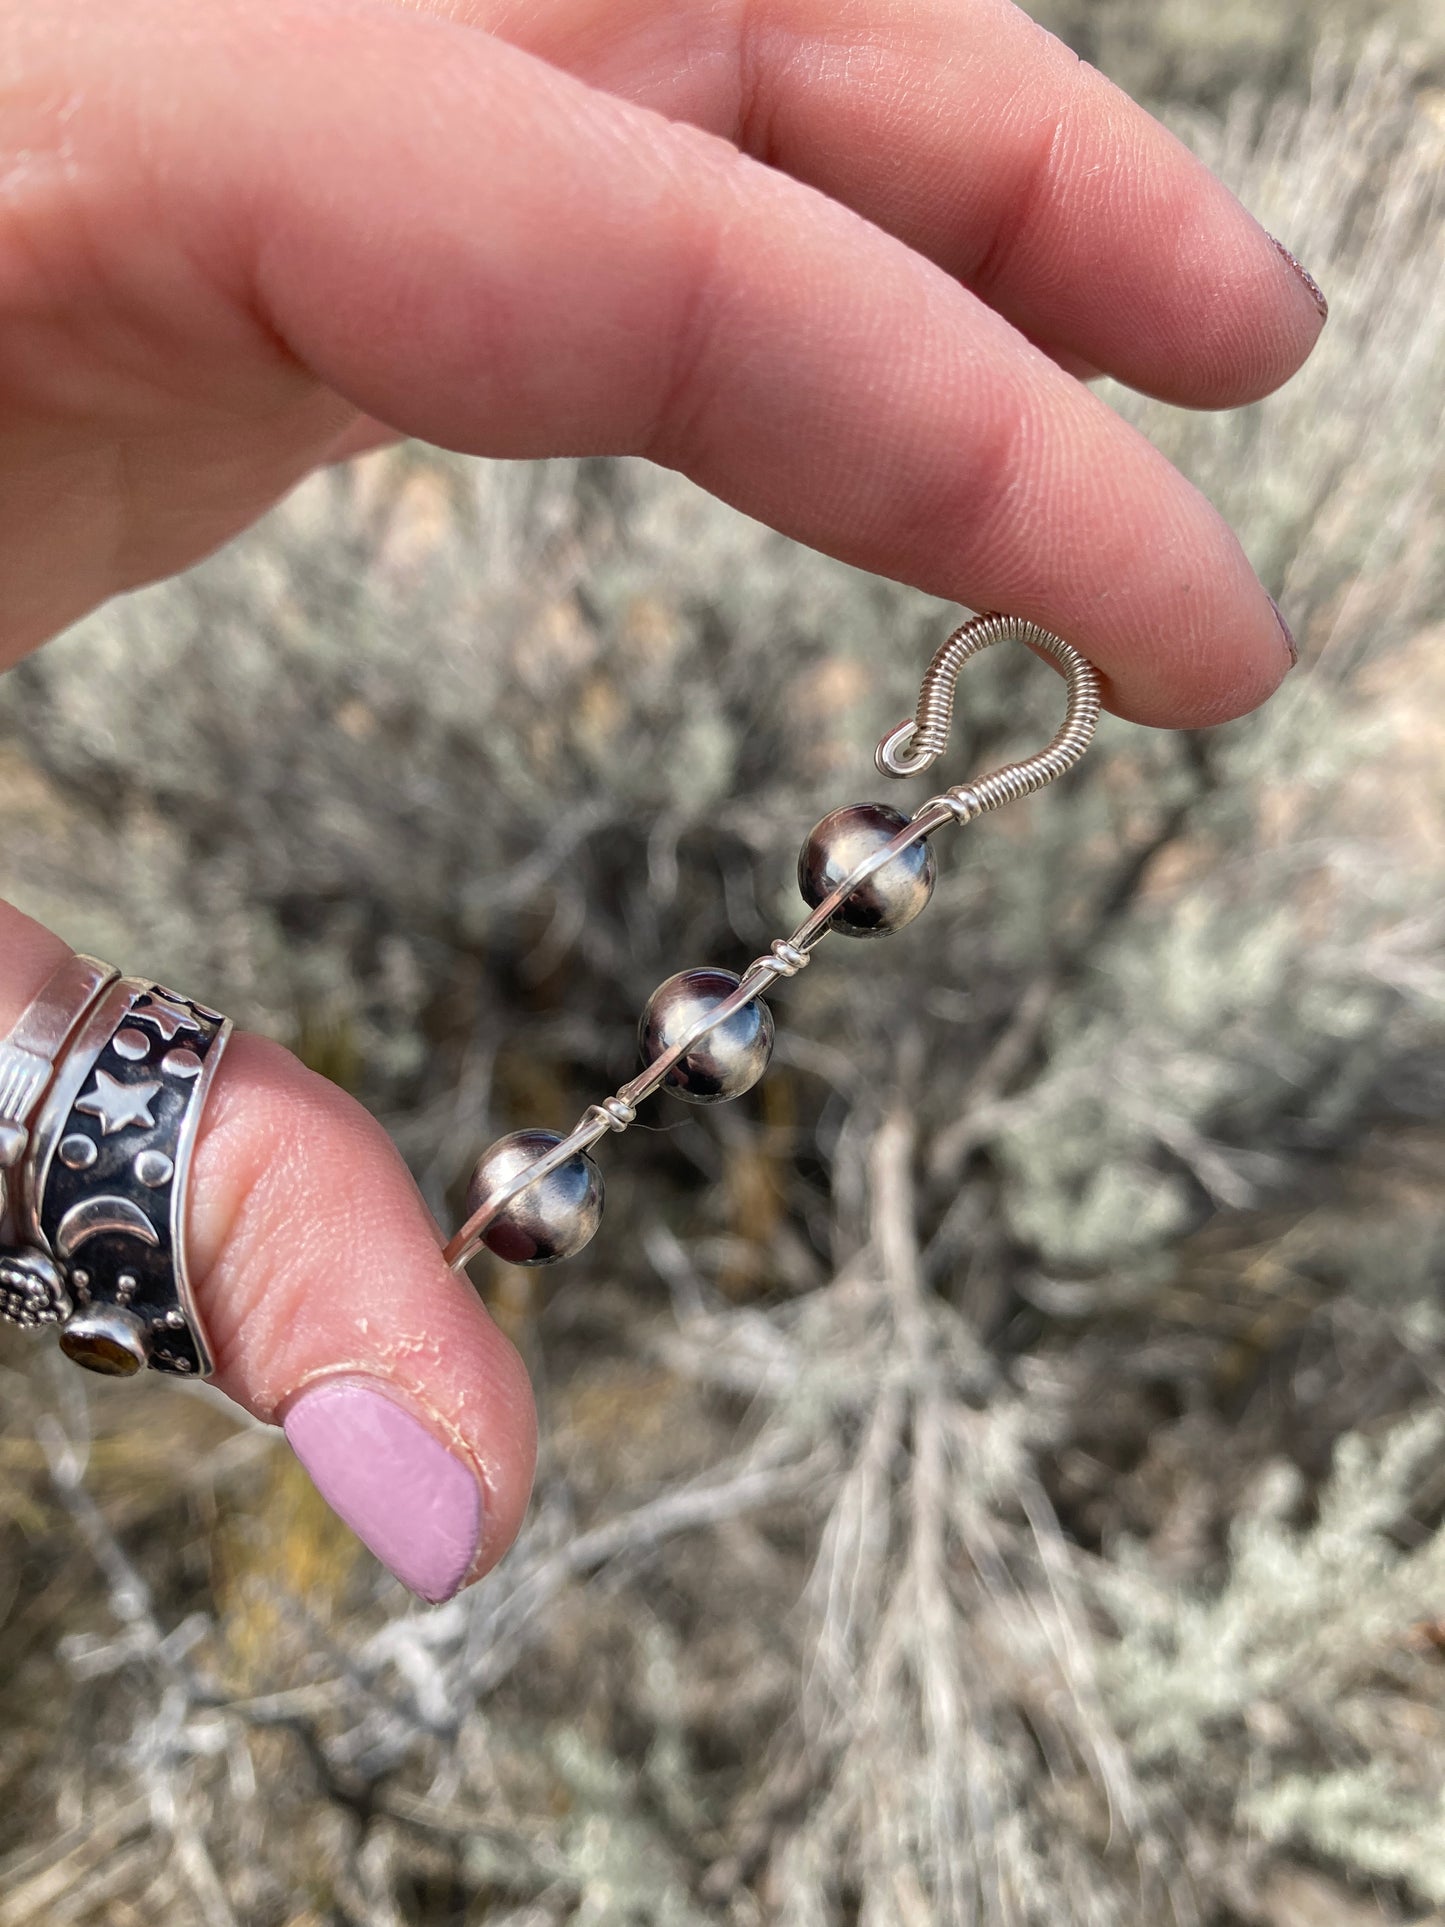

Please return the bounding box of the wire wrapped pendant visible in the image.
[445,612,1102,1273]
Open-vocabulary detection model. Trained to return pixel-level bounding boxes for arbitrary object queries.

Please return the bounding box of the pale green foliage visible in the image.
[1103,1414,1445,1898]
[1246,1768,1445,1903]
[1103,1414,1445,1757]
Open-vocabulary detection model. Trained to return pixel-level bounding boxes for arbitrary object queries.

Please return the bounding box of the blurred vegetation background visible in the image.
[1,3,1442,1923]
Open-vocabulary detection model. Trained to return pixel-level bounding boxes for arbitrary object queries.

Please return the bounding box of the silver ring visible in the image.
[3,976,232,1378]
[0,954,119,1235]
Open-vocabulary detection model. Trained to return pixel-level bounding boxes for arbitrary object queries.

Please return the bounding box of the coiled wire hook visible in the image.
[875,611,1102,824]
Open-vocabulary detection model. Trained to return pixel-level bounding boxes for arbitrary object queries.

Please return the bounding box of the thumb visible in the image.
[1,909,537,1604]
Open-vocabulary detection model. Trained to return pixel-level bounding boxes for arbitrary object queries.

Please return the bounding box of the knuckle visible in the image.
[880,387,1034,595]
[185,1034,408,1391]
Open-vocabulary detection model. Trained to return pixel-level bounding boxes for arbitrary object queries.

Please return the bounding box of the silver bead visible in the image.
[58,1303,151,1377]
[797,802,936,938]
[639,968,775,1105]
[464,1128,604,1267]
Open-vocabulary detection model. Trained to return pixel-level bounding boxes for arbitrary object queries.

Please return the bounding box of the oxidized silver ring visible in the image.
[2,973,232,1378]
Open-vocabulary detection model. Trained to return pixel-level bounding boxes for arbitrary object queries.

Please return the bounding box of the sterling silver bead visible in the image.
[464,1128,604,1267]
[797,802,936,938]
[639,967,775,1105]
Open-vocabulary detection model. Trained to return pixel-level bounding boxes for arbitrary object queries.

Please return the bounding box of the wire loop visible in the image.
[875,612,1102,819]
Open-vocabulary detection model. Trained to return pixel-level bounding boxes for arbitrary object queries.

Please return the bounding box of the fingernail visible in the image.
[1269,596,1299,669]
[283,1376,482,1603]
[1266,234,1329,325]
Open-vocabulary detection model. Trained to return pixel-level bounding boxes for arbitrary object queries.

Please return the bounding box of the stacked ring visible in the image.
[0,960,232,1379]
[0,954,118,1234]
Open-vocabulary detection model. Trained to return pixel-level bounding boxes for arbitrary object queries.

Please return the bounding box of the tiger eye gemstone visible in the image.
[58,1305,151,1377]
[464,1129,604,1267]
[797,802,936,938]
[639,968,775,1105]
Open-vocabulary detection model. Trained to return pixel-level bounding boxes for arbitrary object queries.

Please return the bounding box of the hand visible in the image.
[0,0,1323,1599]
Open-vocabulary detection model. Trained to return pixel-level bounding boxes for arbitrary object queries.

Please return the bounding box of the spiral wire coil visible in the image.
[875,611,1102,822]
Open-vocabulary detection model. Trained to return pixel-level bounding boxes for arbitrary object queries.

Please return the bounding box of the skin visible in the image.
[0,0,1323,1586]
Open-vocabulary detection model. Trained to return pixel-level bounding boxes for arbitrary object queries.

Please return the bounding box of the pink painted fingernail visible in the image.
[1266,234,1329,325]
[1268,595,1299,669]
[283,1377,482,1603]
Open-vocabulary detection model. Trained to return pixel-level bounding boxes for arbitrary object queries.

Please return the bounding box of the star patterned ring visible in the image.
[2,973,232,1378]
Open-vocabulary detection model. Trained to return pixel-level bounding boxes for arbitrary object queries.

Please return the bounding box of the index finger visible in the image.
[454,0,1329,408]
[21,0,1294,724]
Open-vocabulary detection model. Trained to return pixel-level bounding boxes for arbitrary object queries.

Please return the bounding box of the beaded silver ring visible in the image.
[445,611,1102,1273]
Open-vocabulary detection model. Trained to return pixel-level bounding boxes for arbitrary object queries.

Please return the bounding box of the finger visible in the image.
[321,412,407,465]
[160,0,1288,725]
[9,0,1286,723]
[1,912,537,1603]
[1018,335,1105,386]
[415,0,1327,408]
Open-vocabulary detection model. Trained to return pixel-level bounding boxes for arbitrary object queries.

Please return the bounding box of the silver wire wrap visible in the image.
[445,612,1102,1272]
[876,611,1101,823]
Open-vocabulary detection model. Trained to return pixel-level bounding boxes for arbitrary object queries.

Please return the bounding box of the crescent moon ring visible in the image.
[55,1196,162,1259]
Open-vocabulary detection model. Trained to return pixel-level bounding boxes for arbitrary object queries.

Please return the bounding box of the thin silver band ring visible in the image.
[0,953,119,1233]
